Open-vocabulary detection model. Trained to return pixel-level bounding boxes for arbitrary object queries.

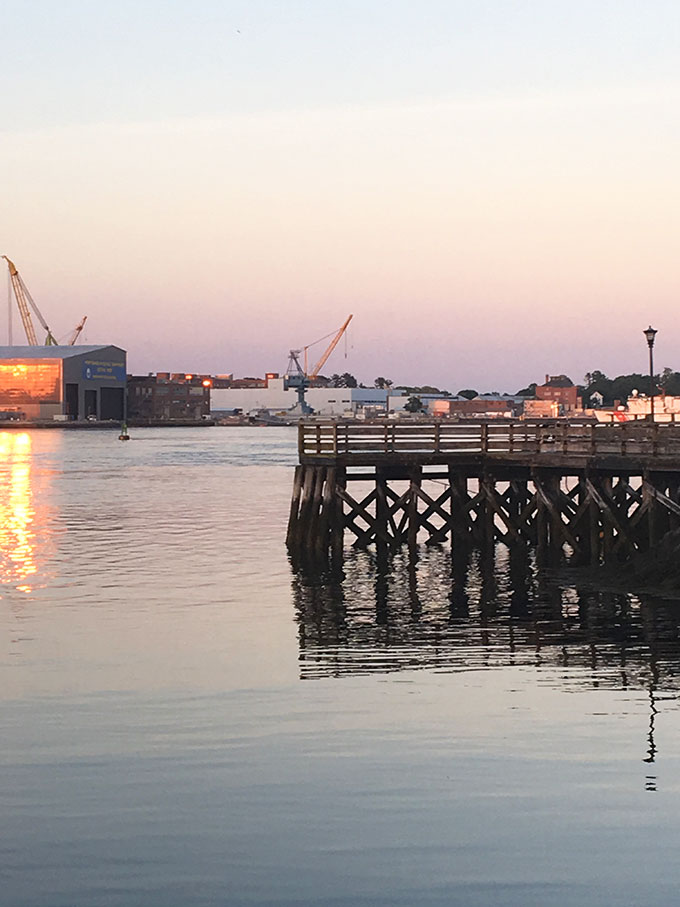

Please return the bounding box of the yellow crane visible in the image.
[305,314,354,379]
[67,315,88,346]
[3,255,87,347]
[3,255,57,345]
[286,314,353,412]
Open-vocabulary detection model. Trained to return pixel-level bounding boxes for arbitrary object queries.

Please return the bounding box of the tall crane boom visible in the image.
[2,255,57,346]
[68,315,88,345]
[308,314,353,379]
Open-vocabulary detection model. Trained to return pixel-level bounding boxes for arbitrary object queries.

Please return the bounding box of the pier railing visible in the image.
[299,419,680,460]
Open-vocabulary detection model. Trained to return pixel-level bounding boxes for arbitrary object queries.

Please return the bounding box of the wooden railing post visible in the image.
[332,421,338,455]
[298,420,305,458]
[434,420,441,453]
[481,423,488,453]
[315,423,321,454]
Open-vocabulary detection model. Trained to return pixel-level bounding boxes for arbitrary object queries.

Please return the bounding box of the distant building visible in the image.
[535,375,582,413]
[430,394,522,418]
[0,345,126,422]
[128,373,211,422]
[210,376,389,416]
[523,399,559,419]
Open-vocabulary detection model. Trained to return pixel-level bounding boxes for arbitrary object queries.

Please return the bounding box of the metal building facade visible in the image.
[0,345,127,422]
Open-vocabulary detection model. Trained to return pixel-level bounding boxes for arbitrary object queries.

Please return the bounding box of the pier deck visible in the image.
[288,420,680,568]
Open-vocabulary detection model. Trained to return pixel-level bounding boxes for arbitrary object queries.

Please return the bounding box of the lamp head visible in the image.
[644,326,658,347]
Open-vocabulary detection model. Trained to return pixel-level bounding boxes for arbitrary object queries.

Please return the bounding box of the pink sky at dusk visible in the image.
[2,1,679,393]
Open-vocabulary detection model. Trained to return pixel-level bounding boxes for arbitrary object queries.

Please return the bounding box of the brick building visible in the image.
[127,373,211,422]
[535,375,582,413]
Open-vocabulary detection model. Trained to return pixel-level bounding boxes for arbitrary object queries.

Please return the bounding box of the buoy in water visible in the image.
[118,422,130,441]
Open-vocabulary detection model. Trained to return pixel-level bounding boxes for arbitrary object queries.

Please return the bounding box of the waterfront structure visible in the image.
[0,345,126,421]
[127,373,211,422]
[287,419,680,568]
[211,376,391,417]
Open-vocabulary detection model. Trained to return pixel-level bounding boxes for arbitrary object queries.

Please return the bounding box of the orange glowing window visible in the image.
[0,360,62,403]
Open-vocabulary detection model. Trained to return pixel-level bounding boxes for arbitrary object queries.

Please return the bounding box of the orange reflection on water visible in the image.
[0,432,37,590]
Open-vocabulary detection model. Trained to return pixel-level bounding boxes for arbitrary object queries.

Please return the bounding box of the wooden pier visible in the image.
[286,420,680,568]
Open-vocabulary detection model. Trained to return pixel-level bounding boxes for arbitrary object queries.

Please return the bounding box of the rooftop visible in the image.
[0,345,123,360]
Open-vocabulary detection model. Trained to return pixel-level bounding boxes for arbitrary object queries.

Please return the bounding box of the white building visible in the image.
[211,378,390,417]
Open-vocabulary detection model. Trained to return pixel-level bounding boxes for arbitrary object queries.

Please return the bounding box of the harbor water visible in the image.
[3,427,680,906]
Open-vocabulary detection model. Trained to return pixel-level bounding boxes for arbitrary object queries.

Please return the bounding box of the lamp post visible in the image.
[644,326,658,422]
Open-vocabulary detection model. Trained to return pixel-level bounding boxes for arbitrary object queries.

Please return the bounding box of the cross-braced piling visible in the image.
[287,420,680,570]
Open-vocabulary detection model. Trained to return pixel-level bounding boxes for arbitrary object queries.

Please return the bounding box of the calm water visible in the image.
[3,427,680,906]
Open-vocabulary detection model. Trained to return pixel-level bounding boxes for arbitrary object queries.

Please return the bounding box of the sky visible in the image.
[2,0,679,392]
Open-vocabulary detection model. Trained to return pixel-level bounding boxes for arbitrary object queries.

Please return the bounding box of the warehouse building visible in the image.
[0,345,127,422]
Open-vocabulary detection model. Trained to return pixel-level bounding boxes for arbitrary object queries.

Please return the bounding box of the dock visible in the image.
[286,420,680,568]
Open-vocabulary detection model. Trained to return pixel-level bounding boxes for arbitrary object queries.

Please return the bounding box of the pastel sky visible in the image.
[2,0,679,391]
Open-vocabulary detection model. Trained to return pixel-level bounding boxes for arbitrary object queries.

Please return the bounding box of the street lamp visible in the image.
[644,326,658,422]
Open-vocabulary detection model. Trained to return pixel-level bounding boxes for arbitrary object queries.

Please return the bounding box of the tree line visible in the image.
[319,369,680,407]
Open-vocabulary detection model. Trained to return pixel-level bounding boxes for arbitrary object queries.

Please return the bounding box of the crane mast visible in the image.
[2,256,58,346]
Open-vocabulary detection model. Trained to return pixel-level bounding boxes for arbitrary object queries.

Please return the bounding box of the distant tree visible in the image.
[329,372,358,388]
[660,368,680,395]
[404,395,424,413]
[374,377,394,389]
[516,383,537,396]
[581,370,661,405]
[457,388,478,400]
[584,370,608,388]
[395,385,449,396]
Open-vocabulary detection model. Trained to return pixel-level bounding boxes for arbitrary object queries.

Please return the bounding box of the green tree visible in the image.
[660,368,680,395]
[457,388,478,400]
[516,383,537,396]
[329,372,358,388]
[374,377,394,389]
[404,395,424,413]
[395,385,449,396]
[584,370,608,388]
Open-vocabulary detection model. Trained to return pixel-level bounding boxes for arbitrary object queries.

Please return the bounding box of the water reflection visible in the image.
[293,545,680,693]
[0,431,54,593]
